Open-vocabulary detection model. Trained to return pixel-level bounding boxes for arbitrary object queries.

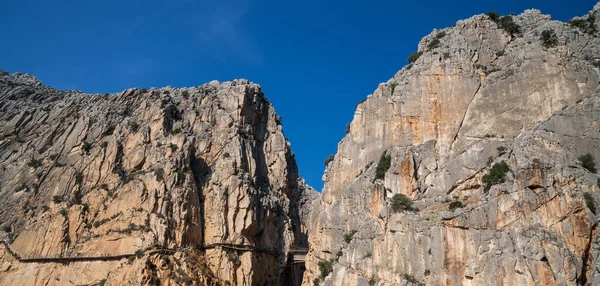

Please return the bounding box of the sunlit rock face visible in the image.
[304,3,600,286]
[0,73,317,286]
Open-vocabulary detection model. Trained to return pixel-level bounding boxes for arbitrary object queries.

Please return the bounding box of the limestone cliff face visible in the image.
[0,72,316,285]
[305,4,600,286]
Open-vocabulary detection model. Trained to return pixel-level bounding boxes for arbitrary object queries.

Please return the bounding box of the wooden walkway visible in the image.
[0,240,308,264]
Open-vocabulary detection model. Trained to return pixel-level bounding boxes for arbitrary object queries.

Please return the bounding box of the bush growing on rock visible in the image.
[427,38,440,50]
[27,159,43,168]
[497,16,521,35]
[568,14,597,34]
[427,31,446,50]
[448,200,463,211]
[583,192,596,214]
[540,29,558,48]
[578,153,596,173]
[81,141,92,155]
[52,195,63,203]
[407,51,423,63]
[482,161,510,193]
[497,146,506,155]
[343,230,358,243]
[318,260,333,279]
[374,151,391,180]
[390,194,413,213]
[487,11,500,22]
[324,155,335,165]
[128,121,140,132]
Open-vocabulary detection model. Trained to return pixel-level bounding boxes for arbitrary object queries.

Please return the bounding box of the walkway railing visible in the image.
[0,240,308,264]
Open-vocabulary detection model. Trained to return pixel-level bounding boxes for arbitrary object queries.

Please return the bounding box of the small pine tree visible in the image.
[407,51,423,63]
[374,152,392,180]
[390,194,413,213]
[578,153,596,173]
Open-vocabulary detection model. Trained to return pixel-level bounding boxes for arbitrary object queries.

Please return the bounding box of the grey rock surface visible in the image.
[0,72,313,285]
[304,4,600,286]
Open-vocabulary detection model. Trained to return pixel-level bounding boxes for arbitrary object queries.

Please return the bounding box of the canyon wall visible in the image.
[304,4,600,286]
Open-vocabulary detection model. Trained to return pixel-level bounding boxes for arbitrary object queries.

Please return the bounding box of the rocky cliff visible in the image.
[0,72,316,285]
[304,3,600,286]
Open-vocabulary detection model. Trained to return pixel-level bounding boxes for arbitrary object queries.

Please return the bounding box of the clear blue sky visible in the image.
[0,0,596,190]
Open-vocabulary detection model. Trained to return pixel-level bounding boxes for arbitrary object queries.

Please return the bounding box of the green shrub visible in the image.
[584,192,596,214]
[223,152,230,158]
[135,249,144,258]
[482,161,510,193]
[313,278,320,286]
[181,90,190,99]
[497,16,521,35]
[103,126,115,136]
[594,60,600,68]
[407,51,423,63]
[52,195,63,203]
[426,31,446,50]
[487,11,500,22]
[128,121,140,132]
[578,153,596,173]
[75,171,84,185]
[568,18,586,28]
[27,159,43,168]
[497,146,506,155]
[171,128,182,135]
[100,142,108,148]
[448,201,463,211]
[390,82,399,93]
[318,260,333,279]
[540,29,558,48]
[335,250,343,261]
[374,152,392,180]
[390,194,413,213]
[343,230,358,243]
[169,143,178,152]
[344,123,351,134]
[324,155,335,165]
[2,225,11,232]
[140,88,148,93]
[427,38,440,50]
[82,141,93,155]
[568,14,597,34]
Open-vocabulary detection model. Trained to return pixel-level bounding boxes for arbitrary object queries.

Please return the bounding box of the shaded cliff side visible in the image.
[0,72,316,285]
[305,3,600,286]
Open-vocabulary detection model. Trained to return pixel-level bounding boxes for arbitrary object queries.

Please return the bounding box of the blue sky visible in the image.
[0,0,596,190]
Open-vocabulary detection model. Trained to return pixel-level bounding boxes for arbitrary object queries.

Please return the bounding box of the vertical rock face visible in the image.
[0,73,316,285]
[305,4,600,286]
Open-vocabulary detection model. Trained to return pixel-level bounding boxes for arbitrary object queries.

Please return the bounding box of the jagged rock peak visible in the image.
[0,72,315,285]
[305,3,600,286]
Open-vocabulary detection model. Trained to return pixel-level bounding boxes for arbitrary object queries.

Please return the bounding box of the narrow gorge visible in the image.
[1,2,600,286]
